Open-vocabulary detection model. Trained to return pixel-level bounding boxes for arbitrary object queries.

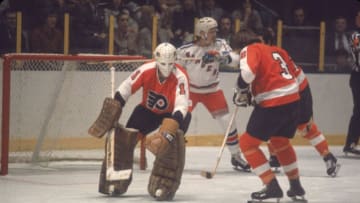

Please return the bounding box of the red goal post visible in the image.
[0,53,149,175]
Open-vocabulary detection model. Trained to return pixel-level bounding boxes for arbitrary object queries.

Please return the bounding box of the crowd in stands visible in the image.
[0,0,358,72]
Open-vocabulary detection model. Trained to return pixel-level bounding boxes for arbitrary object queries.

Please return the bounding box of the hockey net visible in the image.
[0,53,149,175]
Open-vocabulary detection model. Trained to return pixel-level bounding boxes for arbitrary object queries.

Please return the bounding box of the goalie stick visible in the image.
[200,106,239,179]
[105,66,132,192]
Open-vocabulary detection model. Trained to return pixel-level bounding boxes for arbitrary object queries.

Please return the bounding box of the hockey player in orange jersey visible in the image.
[90,43,191,201]
[231,28,306,202]
[267,57,341,177]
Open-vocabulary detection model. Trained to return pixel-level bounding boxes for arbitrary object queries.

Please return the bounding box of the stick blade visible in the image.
[200,171,214,179]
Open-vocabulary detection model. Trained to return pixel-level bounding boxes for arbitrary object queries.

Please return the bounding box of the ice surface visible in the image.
[0,146,358,203]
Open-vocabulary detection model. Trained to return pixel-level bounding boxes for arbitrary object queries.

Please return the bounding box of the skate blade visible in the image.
[290,196,308,203]
[247,197,282,203]
[233,166,251,173]
[344,151,360,157]
[329,164,341,177]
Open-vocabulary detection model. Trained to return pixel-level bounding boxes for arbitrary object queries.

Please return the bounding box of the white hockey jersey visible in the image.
[176,38,232,94]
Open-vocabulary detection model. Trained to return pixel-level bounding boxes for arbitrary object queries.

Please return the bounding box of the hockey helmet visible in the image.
[194,17,218,38]
[153,42,177,77]
[351,32,360,53]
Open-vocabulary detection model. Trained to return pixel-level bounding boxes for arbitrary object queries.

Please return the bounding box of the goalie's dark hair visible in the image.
[230,28,262,50]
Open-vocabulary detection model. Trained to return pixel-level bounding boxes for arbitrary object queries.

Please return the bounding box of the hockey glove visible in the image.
[146,118,179,156]
[233,87,252,107]
[202,50,220,64]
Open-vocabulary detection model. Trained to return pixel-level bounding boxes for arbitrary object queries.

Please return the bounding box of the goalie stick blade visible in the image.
[200,171,214,179]
[106,168,132,181]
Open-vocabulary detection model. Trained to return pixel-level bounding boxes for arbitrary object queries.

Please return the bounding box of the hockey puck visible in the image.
[205,172,212,179]
[155,189,163,197]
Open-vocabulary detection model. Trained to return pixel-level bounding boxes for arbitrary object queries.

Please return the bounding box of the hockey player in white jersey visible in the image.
[176,17,250,171]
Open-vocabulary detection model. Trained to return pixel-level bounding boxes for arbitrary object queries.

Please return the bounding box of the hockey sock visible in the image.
[269,137,299,180]
[300,123,329,156]
[226,129,240,155]
[216,113,240,155]
[239,133,274,184]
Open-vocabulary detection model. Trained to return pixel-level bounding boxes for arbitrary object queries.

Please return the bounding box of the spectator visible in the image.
[353,9,360,32]
[0,9,28,54]
[114,11,138,54]
[70,0,107,53]
[282,5,318,71]
[103,0,128,29]
[171,0,198,47]
[30,11,63,53]
[198,0,224,22]
[231,0,263,34]
[288,5,309,26]
[218,14,234,44]
[137,5,155,58]
[326,48,352,73]
[49,0,72,31]
[326,16,352,59]
[156,0,174,43]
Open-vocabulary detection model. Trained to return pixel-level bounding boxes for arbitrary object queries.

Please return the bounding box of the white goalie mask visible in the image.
[154,43,177,77]
[194,17,218,39]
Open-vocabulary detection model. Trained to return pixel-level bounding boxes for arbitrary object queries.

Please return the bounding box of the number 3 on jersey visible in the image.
[272,52,293,80]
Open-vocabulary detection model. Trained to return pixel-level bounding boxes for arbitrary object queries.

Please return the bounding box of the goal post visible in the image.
[0,53,148,175]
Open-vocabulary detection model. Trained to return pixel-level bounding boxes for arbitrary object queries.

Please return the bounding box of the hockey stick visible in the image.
[105,66,132,185]
[200,106,239,179]
[86,57,201,64]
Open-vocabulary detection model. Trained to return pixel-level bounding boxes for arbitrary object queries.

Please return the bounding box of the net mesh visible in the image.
[1,54,148,170]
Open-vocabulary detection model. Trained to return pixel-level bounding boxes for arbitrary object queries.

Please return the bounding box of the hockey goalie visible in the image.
[88,42,191,200]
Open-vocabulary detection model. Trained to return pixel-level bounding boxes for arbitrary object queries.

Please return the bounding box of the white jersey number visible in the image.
[272,52,293,80]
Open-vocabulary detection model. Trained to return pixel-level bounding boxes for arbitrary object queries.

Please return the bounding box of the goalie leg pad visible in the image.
[148,130,186,201]
[99,125,138,196]
[88,97,122,138]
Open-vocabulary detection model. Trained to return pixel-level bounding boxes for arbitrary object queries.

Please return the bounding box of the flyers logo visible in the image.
[147,91,168,110]
[240,50,247,59]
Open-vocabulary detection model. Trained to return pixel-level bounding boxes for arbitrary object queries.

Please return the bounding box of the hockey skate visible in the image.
[343,143,360,156]
[287,178,307,202]
[231,153,251,172]
[269,155,281,173]
[323,153,341,177]
[247,178,283,203]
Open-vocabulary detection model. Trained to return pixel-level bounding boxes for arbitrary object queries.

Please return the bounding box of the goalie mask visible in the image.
[351,32,360,53]
[154,43,177,77]
[194,17,218,40]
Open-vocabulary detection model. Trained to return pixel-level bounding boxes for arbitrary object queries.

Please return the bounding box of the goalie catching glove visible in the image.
[146,118,179,156]
[88,97,122,138]
[233,86,252,107]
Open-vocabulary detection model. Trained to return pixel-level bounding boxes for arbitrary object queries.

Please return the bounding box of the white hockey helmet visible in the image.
[153,42,177,77]
[351,32,360,53]
[194,17,218,38]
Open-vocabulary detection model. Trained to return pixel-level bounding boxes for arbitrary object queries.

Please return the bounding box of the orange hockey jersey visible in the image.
[117,61,190,118]
[239,43,300,107]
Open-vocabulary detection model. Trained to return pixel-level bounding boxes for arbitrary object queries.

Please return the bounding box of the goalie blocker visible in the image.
[88,97,122,138]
